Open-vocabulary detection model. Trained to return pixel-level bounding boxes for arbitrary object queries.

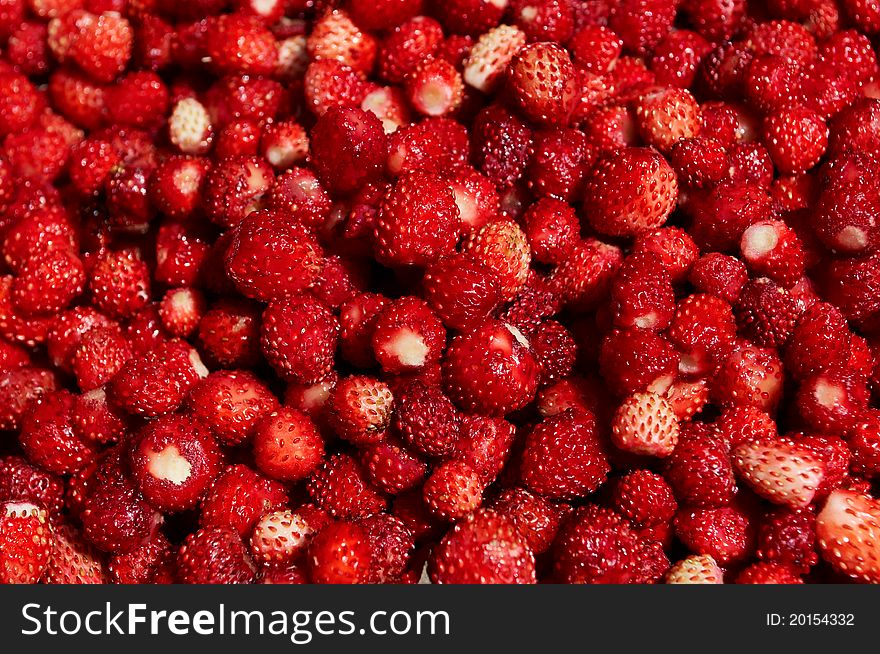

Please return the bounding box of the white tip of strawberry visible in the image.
[385,328,428,367]
[817,489,880,584]
[463,25,526,93]
[732,437,825,509]
[146,445,193,485]
[665,554,724,584]
[169,97,213,156]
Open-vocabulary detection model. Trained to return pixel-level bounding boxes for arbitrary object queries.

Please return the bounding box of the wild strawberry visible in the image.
[386,117,470,177]
[362,437,427,494]
[327,376,393,446]
[650,30,711,89]
[108,531,175,584]
[225,209,322,302]
[813,184,880,256]
[71,325,132,391]
[554,505,668,584]
[20,390,96,475]
[463,25,526,94]
[526,128,593,203]
[308,521,372,584]
[688,181,775,252]
[452,414,517,485]
[310,106,387,197]
[712,341,785,413]
[307,9,376,76]
[304,59,371,116]
[599,328,679,397]
[250,507,322,568]
[584,147,678,238]
[689,253,749,303]
[178,526,256,584]
[43,522,106,584]
[739,220,804,288]
[816,489,880,583]
[669,136,727,190]
[674,505,754,565]
[307,453,387,520]
[732,437,825,509]
[196,300,262,370]
[631,227,699,285]
[470,105,533,191]
[430,508,535,584]
[530,320,576,385]
[368,297,443,374]
[0,456,65,515]
[203,155,274,228]
[736,561,803,584]
[423,254,503,331]
[109,339,206,417]
[168,97,212,155]
[251,407,325,483]
[735,278,801,349]
[377,16,443,84]
[609,252,674,331]
[665,433,737,508]
[69,11,133,83]
[634,87,701,153]
[0,501,51,584]
[423,460,483,521]
[204,12,276,76]
[520,409,609,500]
[762,106,828,175]
[713,405,778,450]
[88,249,150,320]
[260,294,339,384]
[664,554,724,584]
[755,505,819,573]
[374,171,461,268]
[443,320,539,416]
[0,73,43,137]
[405,57,463,118]
[611,392,679,458]
[393,381,461,458]
[200,464,287,537]
[72,387,126,446]
[488,487,565,554]
[847,410,880,478]
[548,238,621,311]
[796,368,869,434]
[507,42,577,126]
[258,120,308,170]
[128,414,222,512]
[358,513,415,583]
[612,469,677,529]
[521,198,578,266]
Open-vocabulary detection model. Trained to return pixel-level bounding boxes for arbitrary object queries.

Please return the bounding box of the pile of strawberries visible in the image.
[0,0,879,586]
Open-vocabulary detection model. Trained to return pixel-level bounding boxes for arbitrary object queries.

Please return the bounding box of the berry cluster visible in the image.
[0,0,879,586]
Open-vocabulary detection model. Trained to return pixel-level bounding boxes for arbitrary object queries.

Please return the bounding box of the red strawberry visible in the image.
[88,249,150,320]
[470,104,533,189]
[796,368,868,434]
[308,521,372,584]
[735,278,801,349]
[405,57,463,118]
[664,554,723,584]
[756,506,819,573]
[520,409,609,500]
[674,505,754,565]
[128,414,223,512]
[44,522,106,584]
[712,342,784,413]
[20,390,97,476]
[526,128,593,203]
[689,253,749,304]
[423,460,484,521]
[847,410,880,478]
[310,106,387,197]
[667,294,737,378]
[260,294,339,384]
[489,487,566,554]
[361,437,427,494]
[665,433,737,508]
[530,320,576,385]
[178,526,256,584]
[205,12,276,76]
[554,505,669,583]
[186,370,278,446]
[328,375,393,446]
[307,453,387,520]
[304,59,372,116]
[611,392,679,457]
[599,328,679,397]
[377,16,443,84]
[429,508,535,584]
[608,0,676,56]
[70,11,133,83]
[461,219,530,301]
[443,320,539,416]
[203,155,274,229]
[508,42,577,126]
[634,87,701,153]
[423,254,503,331]
[740,220,805,288]
[584,147,678,238]
[71,325,132,391]
[358,513,414,583]
[0,456,65,514]
[0,501,52,583]
[610,252,674,331]
[196,300,262,369]
[200,464,287,537]
[510,0,575,42]
[393,381,460,457]
[612,469,677,528]
[108,532,175,585]
[816,489,880,583]
[813,182,880,256]
[307,9,376,76]
[763,106,828,174]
